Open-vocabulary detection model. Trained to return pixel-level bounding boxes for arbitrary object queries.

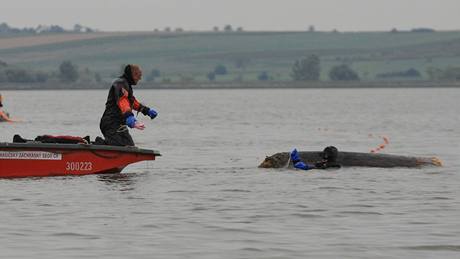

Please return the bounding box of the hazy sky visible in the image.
[1,0,459,31]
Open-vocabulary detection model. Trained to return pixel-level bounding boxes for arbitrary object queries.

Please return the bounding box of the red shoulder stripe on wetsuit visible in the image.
[117,88,132,115]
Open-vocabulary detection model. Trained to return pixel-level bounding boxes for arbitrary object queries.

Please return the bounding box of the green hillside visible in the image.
[1,31,460,82]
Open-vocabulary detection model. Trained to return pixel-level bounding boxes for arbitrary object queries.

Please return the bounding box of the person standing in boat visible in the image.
[99,64,158,146]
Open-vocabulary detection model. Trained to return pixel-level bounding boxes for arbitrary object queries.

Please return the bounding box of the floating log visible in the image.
[259,151,442,168]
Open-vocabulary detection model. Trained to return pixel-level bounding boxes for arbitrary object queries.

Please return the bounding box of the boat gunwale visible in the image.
[0,142,160,156]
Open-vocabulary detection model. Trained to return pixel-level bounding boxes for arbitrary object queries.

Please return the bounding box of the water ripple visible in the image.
[290,213,324,218]
[401,245,460,251]
[50,232,100,239]
[338,211,384,216]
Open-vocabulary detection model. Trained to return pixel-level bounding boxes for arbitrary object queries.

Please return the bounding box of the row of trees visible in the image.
[0,60,101,83]
[153,24,244,33]
[213,25,244,32]
[202,58,359,82]
[426,67,460,81]
[150,25,437,34]
[161,59,457,82]
[3,58,460,84]
[376,68,421,79]
[0,22,94,35]
[291,55,360,81]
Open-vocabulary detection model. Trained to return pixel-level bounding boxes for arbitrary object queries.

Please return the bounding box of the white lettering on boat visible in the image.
[65,162,93,171]
[0,151,62,160]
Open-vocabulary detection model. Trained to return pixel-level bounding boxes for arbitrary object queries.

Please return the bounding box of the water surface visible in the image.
[0,88,459,258]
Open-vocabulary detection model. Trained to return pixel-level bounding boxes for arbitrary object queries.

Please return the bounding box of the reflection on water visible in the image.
[97,172,150,192]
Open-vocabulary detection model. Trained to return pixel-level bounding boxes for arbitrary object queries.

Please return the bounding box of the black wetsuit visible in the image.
[99,72,150,146]
[316,146,341,169]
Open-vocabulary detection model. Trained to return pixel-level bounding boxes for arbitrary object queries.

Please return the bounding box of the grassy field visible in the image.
[1,30,460,82]
[0,32,152,50]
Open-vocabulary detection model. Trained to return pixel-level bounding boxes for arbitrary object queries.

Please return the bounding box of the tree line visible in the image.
[0,22,94,35]
[0,60,100,84]
[2,57,460,85]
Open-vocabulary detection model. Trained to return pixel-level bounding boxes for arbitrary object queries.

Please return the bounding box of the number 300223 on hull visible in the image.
[0,142,160,178]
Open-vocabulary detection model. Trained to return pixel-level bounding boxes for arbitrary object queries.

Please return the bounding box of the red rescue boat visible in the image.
[0,142,160,178]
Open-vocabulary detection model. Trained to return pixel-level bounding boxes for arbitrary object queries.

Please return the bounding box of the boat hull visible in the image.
[0,143,160,178]
[259,151,442,168]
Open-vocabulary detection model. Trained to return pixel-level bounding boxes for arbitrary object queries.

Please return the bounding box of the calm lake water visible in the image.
[0,88,459,258]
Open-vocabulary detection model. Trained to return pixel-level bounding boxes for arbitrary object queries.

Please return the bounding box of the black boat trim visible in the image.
[0,142,161,156]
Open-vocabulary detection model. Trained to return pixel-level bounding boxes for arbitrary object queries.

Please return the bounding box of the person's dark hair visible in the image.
[121,64,135,85]
[322,146,338,162]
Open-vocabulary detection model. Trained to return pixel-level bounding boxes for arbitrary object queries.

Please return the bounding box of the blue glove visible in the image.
[294,161,312,170]
[147,108,157,119]
[126,115,137,128]
[290,148,301,163]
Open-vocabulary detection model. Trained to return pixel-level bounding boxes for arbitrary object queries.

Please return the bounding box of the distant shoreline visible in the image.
[2,30,460,87]
[1,81,459,90]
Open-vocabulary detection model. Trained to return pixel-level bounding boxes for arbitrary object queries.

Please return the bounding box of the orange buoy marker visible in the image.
[370,135,390,153]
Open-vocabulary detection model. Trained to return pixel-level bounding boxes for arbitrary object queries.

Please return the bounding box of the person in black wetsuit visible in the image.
[99,64,158,146]
[290,146,341,170]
